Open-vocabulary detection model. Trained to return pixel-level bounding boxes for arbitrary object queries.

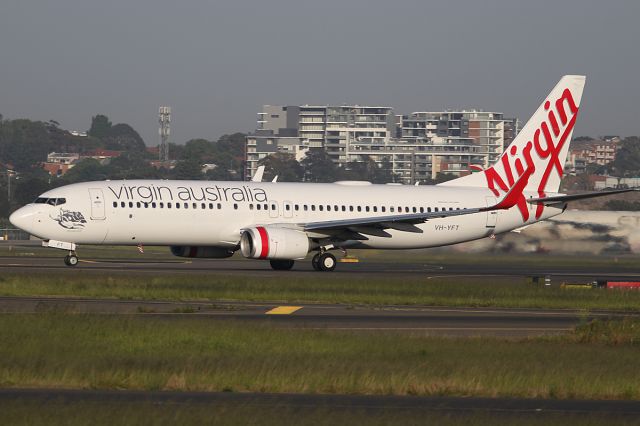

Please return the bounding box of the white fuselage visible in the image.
[10,180,564,251]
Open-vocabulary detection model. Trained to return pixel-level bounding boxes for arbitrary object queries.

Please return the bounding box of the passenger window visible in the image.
[357,206,361,212]
[373,206,377,212]
[341,206,346,212]
[167,202,172,208]
[217,203,222,209]
[120,202,125,208]
[334,205,338,211]
[382,207,386,213]
[209,203,213,209]
[285,204,290,211]
[201,203,206,209]
[311,205,316,211]
[234,203,238,210]
[319,205,323,211]
[419,207,424,213]
[412,207,417,213]
[144,203,149,208]
[176,203,180,209]
[365,206,370,212]
[129,202,134,208]
[304,205,308,211]
[184,203,188,209]
[160,202,164,208]
[405,207,409,213]
[427,207,431,212]
[152,202,157,208]
[349,206,354,212]
[435,207,439,212]
[263,204,268,210]
[113,202,117,208]
[295,205,299,211]
[136,202,141,208]
[249,204,254,210]
[390,207,395,212]
[192,203,197,209]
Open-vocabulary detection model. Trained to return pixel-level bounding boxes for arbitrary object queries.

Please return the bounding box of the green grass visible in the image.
[3,271,640,310]
[1,314,640,400]
[0,399,633,426]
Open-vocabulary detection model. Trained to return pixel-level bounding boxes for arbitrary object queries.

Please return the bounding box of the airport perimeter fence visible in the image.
[0,229,31,241]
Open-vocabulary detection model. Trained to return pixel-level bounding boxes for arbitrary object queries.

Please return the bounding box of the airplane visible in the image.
[9,75,635,271]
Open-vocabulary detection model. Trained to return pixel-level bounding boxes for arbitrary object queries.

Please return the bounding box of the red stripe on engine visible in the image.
[256,227,269,259]
[189,246,198,258]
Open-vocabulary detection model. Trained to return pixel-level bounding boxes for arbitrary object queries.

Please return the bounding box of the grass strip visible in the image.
[3,272,640,310]
[1,314,640,400]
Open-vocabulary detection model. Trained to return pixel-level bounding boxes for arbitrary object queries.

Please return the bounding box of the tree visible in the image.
[88,115,112,139]
[300,149,340,182]
[171,159,204,180]
[102,123,146,152]
[259,152,303,182]
[61,158,106,182]
[610,137,640,177]
[13,175,51,206]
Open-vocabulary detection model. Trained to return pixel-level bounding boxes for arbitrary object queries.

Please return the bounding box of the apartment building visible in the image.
[245,105,518,184]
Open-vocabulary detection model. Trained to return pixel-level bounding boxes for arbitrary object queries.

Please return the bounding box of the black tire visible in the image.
[65,255,79,267]
[311,253,321,271]
[318,253,336,272]
[270,259,295,271]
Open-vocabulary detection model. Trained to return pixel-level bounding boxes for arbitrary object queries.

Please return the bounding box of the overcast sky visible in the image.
[1,0,638,145]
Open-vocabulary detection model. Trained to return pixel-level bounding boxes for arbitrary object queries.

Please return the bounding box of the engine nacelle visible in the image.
[170,246,235,258]
[240,226,310,260]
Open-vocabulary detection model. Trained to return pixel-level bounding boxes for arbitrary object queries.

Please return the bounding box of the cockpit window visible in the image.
[34,197,66,206]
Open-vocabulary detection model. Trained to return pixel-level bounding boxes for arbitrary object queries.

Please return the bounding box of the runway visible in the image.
[2,254,640,282]
[2,388,640,419]
[0,295,634,337]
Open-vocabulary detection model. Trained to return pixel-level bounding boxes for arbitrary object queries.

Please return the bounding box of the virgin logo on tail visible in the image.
[485,88,579,221]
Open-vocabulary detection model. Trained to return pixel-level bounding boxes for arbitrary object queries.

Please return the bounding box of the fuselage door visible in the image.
[485,196,497,228]
[89,188,106,220]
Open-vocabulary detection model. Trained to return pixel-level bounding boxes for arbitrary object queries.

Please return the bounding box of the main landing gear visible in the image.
[311,252,336,272]
[63,252,79,267]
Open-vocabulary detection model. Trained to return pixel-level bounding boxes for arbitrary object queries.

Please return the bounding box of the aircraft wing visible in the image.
[527,188,637,206]
[301,174,527,236]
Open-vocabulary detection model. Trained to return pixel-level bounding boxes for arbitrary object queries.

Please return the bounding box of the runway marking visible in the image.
[266,306,303,315]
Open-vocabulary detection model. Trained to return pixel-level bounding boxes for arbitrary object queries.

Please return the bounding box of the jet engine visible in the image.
[240,226,310,260]
[170,246,235,258]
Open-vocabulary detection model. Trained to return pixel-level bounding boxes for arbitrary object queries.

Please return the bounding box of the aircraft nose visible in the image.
[9,207,34,231]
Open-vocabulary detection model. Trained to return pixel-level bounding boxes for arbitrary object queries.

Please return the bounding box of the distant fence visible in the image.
[0,229,31,241]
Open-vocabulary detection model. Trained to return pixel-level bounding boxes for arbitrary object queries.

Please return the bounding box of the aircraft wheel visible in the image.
[270,259,295,271]
[311,253,321,271]
[64,255,79,267]
[318,253,336,272]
